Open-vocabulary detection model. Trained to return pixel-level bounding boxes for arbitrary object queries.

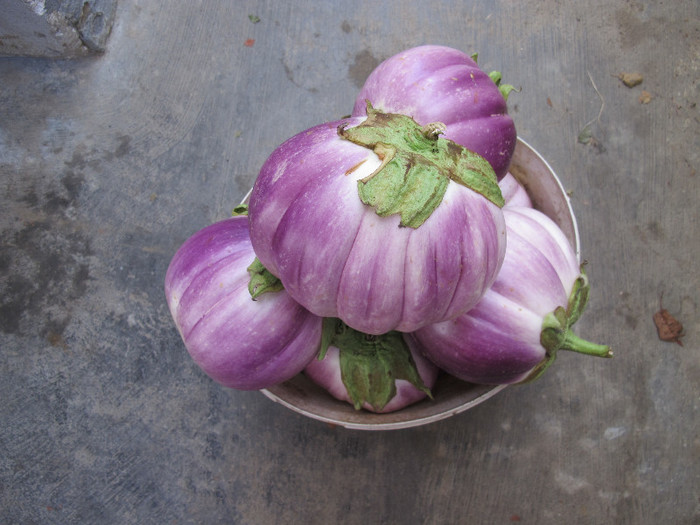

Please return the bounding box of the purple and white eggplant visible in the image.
[164,214,322,390]
[408,206,612,385]
[248,104,507,335]
[352,45,517,180]
[499,172,533,208]
[304,318,439,413]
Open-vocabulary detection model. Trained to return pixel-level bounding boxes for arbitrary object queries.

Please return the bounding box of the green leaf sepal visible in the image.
[246,258,283,300]
[318,318,432,411]
[231,203,249,216]
[469,53,518,101]
[487,70,519,101]
[520,267,612,383]
[338,101,504,229]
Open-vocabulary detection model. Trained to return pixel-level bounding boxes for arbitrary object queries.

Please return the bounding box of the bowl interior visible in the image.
[260,137,579,430]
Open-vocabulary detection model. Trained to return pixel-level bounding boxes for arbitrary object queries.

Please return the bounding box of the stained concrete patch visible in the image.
[0,0,117,57]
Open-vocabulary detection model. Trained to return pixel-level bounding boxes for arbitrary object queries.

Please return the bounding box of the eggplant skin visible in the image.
[248,118,506,336]
[164,216,322,390]
[410,207,580,385]
[499,172,532,208]
[352,45,517,180]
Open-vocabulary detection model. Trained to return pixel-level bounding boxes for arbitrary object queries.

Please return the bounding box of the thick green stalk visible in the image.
[561,332,612,358]
[521,268,611,384]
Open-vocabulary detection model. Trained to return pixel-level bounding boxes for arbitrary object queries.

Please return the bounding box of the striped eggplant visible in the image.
[352,45,517,179]
[408,206,611,385]
[248,104,507,335]
[499,172,533,208]
[164,214,322,390]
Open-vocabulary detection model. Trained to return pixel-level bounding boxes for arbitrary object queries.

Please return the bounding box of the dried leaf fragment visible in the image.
[578,125,601,150]
[578,125,593,144]
[653,301,684,346]
[619,72,643,88]
[639,90,653,104]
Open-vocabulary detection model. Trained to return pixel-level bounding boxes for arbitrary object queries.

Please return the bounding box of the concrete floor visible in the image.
[1,1,699,523]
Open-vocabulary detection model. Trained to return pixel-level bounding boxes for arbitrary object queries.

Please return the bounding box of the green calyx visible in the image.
[319,318,432,411]
[231,203,249,216]
[471,53,518,101]
[338,101,504,229]
[487,70,519,101]
[246,258,283,299]
[522,267,613,383]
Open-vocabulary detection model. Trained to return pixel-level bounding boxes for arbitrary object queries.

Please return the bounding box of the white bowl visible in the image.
[259,138,580,430]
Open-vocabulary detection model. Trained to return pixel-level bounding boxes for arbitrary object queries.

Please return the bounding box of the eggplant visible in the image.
[164,215,322,390]
[248,105,506,335]
[408,206,611,385]
[352,45,517,179]
[499,172,533,208]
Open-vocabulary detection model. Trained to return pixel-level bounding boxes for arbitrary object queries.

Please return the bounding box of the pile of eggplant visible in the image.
[165,46,611,413]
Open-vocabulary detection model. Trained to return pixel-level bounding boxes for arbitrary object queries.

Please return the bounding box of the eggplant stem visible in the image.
[421,122,446,139]
[561,331,612,358]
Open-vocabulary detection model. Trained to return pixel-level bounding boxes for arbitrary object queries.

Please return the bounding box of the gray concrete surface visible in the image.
[1,1,698,523]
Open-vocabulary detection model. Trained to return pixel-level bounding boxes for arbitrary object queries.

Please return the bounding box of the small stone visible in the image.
[619,72,644,88]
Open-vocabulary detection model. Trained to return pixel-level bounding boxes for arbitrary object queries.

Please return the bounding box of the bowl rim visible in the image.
[262,380,509,430]
[513,137,580,257]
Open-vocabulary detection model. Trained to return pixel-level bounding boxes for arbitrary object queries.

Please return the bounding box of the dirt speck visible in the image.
[619,72,643,88]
